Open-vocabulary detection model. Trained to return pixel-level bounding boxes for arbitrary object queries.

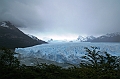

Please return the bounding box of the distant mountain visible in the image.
[47,38,53,42]
[76,35,96,42]
[0,21,47,49]
[77,36,86,42]
[88,32,120,42]
[47,39,68,43]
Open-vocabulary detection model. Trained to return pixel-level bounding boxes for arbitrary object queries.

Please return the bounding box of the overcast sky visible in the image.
[0,0,120,40]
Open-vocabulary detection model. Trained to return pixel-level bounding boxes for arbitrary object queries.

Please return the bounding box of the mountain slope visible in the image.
[27,34,46,44]
[0,21,47,49]
[77,36,96,42]
[88,32,120,42]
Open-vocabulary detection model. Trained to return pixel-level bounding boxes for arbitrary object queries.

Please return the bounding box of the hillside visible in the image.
[0,21,47,49]
[88,32,120,42]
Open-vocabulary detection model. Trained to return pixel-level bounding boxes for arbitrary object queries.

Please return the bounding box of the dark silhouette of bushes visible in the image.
[80,46,120,70]
[0,47,120,79]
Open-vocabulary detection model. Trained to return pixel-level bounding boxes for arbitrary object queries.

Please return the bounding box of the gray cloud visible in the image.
[0,0,120,39]
[0,0,44,30]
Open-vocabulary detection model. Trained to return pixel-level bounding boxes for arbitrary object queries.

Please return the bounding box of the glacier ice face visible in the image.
[15,42,120,64]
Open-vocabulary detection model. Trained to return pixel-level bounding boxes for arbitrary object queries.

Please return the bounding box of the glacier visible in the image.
[15,42,120,64]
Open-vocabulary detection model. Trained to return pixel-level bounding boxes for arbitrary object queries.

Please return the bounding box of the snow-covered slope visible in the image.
[0,21,9,28]
[89,32,120,42]
[77,36,86,42]
[76,36,96,42]
[15,42,120,64]
[27,34,40,41]
[104,32,120,37]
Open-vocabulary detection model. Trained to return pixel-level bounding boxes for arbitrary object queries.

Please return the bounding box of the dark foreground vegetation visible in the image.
[0,47,120,79]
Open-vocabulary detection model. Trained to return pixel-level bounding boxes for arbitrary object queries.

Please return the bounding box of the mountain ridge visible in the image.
[44,32,120,43]
[0,21,47,49]
[88,32,120,42]
[75,32,120,42]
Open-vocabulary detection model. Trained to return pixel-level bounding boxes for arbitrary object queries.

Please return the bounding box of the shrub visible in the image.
[80,46,120,70]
